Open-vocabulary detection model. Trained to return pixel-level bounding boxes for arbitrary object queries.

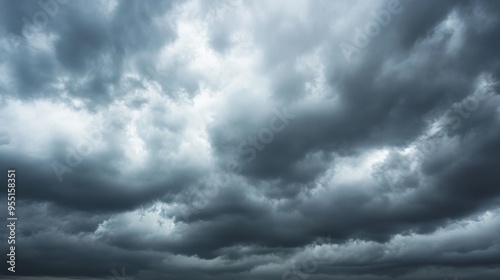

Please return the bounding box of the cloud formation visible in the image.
[1,0,500,279]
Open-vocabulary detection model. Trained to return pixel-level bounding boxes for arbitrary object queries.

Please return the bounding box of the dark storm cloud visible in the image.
[0,126,207,213]
[210,0,500,185]
[1,0,500,280]
[0,0,182,107]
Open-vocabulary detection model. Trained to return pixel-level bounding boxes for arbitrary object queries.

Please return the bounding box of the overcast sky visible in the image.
[1,0,500,279]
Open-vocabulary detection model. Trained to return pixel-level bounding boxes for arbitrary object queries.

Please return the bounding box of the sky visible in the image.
[1,0,500,279]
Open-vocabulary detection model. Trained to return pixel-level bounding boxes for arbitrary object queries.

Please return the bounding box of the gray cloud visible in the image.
[1,0,500,279]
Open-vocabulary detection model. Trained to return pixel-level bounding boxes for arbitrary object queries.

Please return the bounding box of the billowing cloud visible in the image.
[1,0,500,279]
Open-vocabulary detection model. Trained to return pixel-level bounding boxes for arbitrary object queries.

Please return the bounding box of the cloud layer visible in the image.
[1,0,500,279]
